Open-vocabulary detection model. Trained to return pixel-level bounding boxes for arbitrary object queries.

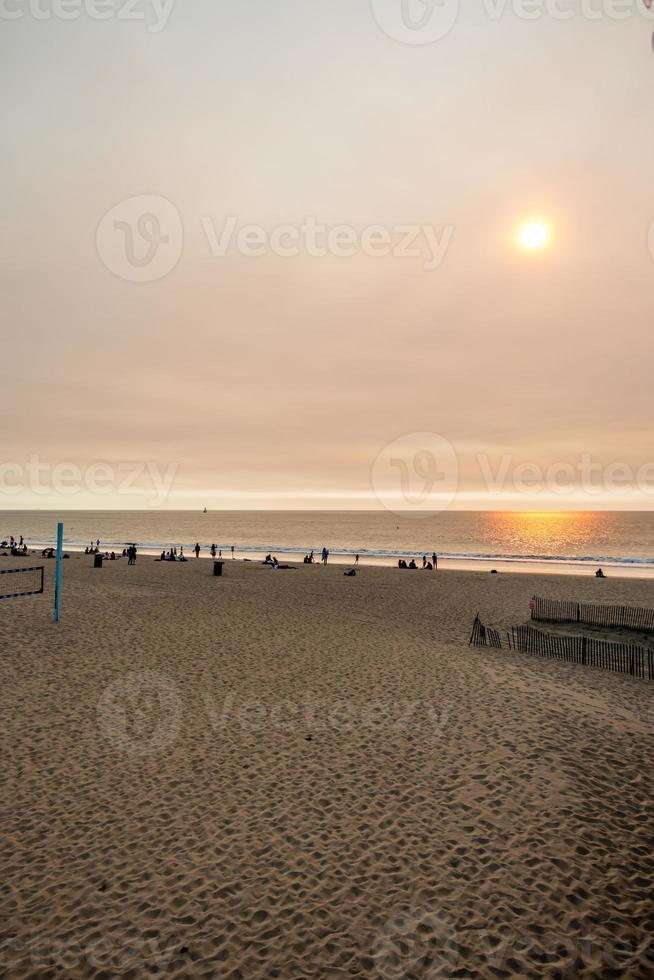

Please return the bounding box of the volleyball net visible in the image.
[0,566,45,601]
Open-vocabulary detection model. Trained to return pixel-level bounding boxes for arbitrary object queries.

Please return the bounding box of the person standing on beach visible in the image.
[231,545,235,559]
[194,542,201,559]
[432,552,438,570]
[355,554,359,565]
[322,547,329,565]
[210,543,216,558]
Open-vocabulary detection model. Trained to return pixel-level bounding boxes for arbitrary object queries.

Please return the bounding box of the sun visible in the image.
[517,220,551,251]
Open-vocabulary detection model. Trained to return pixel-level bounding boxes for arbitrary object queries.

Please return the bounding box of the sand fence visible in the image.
[531,595,654,632]
[469,609,654,681]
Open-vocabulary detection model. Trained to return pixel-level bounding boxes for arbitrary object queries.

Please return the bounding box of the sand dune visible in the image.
[1,555,653,977]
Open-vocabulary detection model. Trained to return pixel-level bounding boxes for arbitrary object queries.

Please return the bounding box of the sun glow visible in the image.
[517,220,551,251]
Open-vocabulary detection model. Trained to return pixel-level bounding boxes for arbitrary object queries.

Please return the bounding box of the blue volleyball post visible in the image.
[53,522,63,622]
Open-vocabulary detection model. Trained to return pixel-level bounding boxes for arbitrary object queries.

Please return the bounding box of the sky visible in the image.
[2,0,654,511]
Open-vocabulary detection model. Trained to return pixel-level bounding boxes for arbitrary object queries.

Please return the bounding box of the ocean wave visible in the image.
[18,536,654,569]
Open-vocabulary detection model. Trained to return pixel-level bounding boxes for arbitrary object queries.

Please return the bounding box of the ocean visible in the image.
[3,510,654,577]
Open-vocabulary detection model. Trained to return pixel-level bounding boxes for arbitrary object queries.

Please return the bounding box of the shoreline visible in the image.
[11,542,654,580]
[4,510,654,580]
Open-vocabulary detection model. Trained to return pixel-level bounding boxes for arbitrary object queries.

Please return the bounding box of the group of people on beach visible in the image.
[398,553,438,570]
[262,554,294,569]
[301,548,329,565]
[1,535,28,556]
[83,541,135,563]
[155,543,232,562]
[158,548,188,562]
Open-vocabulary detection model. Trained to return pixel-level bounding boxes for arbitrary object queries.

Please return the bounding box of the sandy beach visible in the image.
[1,554,653,978]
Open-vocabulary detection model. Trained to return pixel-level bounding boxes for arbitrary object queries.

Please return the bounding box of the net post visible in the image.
[53,522,63,622]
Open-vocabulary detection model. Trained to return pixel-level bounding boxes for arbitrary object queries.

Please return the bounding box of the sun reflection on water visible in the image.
[483,511,617,556]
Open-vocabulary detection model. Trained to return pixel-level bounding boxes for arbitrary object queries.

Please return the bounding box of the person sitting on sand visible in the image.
[424,561,433,570]
[596,567,605,578]
[408,559,417,569]
[398,559,407,569]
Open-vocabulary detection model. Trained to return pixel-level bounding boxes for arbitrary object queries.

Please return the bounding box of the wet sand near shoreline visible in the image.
[1,555,653,977]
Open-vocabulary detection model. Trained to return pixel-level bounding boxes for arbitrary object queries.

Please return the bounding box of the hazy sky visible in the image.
[2,1,654,510]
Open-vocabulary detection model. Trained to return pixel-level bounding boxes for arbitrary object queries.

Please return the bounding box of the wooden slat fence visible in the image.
[531,596,654,634]
[510,626,654,680]
[469,615,654,681]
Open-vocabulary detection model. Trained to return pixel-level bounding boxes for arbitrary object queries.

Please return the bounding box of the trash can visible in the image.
[213,560,224,577]
[94,554,103,569]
